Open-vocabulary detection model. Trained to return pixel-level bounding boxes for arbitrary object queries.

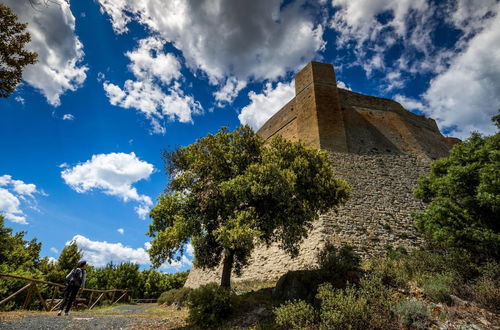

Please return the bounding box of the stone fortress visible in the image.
[185,62,457,288]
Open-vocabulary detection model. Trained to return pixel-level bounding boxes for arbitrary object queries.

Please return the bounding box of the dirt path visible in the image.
[0,304,188,330]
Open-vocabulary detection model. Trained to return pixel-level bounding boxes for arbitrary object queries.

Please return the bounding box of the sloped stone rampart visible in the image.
[184,151,429,288]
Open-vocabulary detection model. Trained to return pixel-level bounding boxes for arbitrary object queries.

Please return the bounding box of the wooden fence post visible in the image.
[33,284,49,312]
[22,283,34,310]
[0,284,31,306]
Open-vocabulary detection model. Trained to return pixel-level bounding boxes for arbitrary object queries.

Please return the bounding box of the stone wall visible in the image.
[184,61,453,288]
[184,151,429,288]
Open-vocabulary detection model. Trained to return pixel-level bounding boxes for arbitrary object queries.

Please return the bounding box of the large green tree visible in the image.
[0,3,37,98]
[414,114,500,258]
[148,126,350,288]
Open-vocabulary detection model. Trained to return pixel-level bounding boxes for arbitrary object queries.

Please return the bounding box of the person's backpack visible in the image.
[65,268,82,286]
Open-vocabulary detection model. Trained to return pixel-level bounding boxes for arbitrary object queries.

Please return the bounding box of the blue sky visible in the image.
[1,0,499,272]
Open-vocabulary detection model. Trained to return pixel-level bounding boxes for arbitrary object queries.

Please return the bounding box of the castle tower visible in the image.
[294,62,348,151]
[184,62,457,288]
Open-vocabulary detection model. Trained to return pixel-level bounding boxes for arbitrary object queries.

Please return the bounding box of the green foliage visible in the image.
[317,244,360,276]
[392,299,429,329]
[471,262,500,313]
[148,126,350,287]
[57,241,82,274]
[43,241,83,284]
[414,117,500,258]
[420,273,453,304]
[85,263,188,299]
[0,215,44,310]
[158,287,192,306]
[274,300,316,330]
[187,283,234,328]
[316,283,369,330]
[0,3,38,98]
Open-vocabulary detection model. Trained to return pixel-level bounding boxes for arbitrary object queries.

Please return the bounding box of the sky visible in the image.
[1,0,499,273]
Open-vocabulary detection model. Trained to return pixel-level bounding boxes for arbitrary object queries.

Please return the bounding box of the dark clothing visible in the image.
[59,267,86,313]
[59,284,79,313]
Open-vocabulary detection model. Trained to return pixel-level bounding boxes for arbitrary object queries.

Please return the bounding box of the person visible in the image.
[57,260,87,316]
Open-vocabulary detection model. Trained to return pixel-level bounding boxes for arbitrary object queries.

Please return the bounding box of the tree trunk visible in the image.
[220,249,234,289]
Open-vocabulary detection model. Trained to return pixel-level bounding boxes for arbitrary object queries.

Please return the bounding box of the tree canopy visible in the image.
[414,114,500,259]
[0,3,37,98]
[148,126,350,288]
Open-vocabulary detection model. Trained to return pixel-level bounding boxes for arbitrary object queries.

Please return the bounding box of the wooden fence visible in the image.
[0,273,129,311]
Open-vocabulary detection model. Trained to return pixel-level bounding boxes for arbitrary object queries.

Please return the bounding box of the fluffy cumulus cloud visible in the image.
[103,36,202,134]
[97,0,325,102]
[330,0,448,81]
[0,175,44,224]
[421,1,500,138]
[61,152,154,218]
[4,0,87,106]
[239,81,295,130]
[69,235,192,270]
[330,0,500,138]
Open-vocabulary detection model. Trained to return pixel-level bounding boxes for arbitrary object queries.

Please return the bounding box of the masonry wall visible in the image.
[185,61,452,288]
[258,99,298,142]
[184,151,429,288]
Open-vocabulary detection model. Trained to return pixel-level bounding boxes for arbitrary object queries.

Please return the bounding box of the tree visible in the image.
[414,113,500,259]
[0,215,43,310]
[148,126,350,288]
[0,3,38,98]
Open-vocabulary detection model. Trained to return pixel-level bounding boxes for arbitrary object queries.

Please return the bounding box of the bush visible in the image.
[158,287,192,306]
[420,273,453,304]
[187,283,233,328]
[358,274,397,329]
[392,299,429,329]
[472,262,500,313]
[316,283,369,330]
[317,244,360,275]
[274,300,316,330]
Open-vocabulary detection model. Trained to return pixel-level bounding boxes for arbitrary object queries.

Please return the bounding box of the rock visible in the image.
[449,294,470,307]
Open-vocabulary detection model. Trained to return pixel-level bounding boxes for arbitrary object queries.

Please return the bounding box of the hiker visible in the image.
[58,260,87,316]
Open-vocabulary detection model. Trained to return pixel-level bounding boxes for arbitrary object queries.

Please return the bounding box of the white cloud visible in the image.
[15,96,25,105]
[61,152,154,218]
[117,228,124,234]
[422,2,500,139]
[4,0,87,106]
[103,36,202,133]
[186,243,194,257]
[214,77,247,106]
[50,247,59,254]
[97,0,325,100]
[329,0,454,85]
[337,80,351,91]
[69,235,192,270]
[0,175,43,224]
[62,114,75,121]
[47,257,57,264]
[239,81,295,131]
[394,94,425,112]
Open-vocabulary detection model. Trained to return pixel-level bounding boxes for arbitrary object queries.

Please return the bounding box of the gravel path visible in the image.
[0,304,188,330]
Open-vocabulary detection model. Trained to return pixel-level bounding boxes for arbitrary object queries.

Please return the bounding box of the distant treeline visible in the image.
[0,215,188,310]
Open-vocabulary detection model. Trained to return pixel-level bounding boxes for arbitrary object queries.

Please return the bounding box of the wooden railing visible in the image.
[133,298,157,303]
[0,273,129,311]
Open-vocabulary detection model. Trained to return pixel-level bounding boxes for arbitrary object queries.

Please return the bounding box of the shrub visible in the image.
[392,299,429,329]
[158,287,192,306]
[472,262,500,313]
[316,283,369,330]
[359,274,397,329]
[317,244,360,276]
[420,273,453,304]
[274,300,316,330]
[187,283,233,328]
